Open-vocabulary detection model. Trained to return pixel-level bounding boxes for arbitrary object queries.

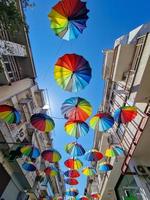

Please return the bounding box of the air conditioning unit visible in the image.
[134,165,148,176]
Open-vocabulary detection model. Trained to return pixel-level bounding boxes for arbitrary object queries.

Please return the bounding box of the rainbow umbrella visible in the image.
[66,188,79,196]
[82,167,96,176]
[84,149,103,162]
[44,166,58,176]
[20,145,40,159]
[65,120,89,139]
[105,145,124,158]
[114,106,137,124]
[0,104,21,124]
[64,169,80,178]
[30,113,55,133]
[65,142,85,157]
[91,193,101,199]
[64,158,83,170]
[48,0,89,41]
[54,54,91,92]
[79,196,89,200]
[65,178,79,185]
[99,162,113,172]
[22,161,36,171]
[61,97,92,121]
[41,148,61,163]
[89,112,114,132]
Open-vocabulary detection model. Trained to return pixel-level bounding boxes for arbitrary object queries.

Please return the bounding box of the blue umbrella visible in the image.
[22,161,36,171]
[65,142,85,157]
[99,162,113,172]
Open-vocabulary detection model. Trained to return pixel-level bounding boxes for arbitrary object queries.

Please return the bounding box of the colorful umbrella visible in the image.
[48,0,89,41]
[64,158,83,170]
[53,197,63,200]
[22,161,36,171]
[65,178,79,185]
[114,106,137,124]
[20,145,40,159]
[41,148,61,163]
[89,112,114,132]
[44,166,58,176]
[84,149,103,162]
[99,162,113,172]
[91,193,101,199]
[82,167,96,176]
[64,169,80,178]
[65,120,89,139]
[54,54,91,92]
[79,196,89,200]
[65,142,85,157]
[61,97,92,121]
[105,145,124,158]
[30,113,55,133]
[66,188,79,196]
[0,104,21,124]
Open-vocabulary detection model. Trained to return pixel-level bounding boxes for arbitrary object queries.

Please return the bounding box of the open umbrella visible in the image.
[65,120,89,139]
[20,145,40,159]
[84,149,103,162]
[44,166,58,176]
[41,148,61,163]
[22,161,36,171]
[0,104,21,124]
[66,188,79,196]
[89,112,114,132]
[48,0,89,41]
[82,167,96,176]
[64,169,80,178]
[64,158,83,170]
[105,145,124,158]
[65,142,85,157]
[114,106,137,123]
[30,113,55,133]
[79,196,89,200]
[91,193,101,199]
[99,162,113,172]
[65,178,79,185]
[61,97,92,121]
[54,54,91,92]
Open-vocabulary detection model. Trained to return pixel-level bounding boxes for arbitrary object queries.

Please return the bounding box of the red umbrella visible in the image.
[65,178,79,185]
[64,158,83,170]
[64,169,80,178]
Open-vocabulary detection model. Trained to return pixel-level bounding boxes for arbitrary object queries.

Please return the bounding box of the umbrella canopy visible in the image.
[54,54,91,92]
[44,166,58,176]
[0,104,21,124]
[61,97,92,121]
[20,145,40,159]
[65,120,89,139]
[48,0,89,41]
[64,158,83,170]
[84,149,103,162]
[114,106,137,124]
[65,178,79,185]
[91,193,101,199]
[66,188,79,196]
[64,169,80,178]
[65,142,85,157]
[89,112,114,132]
[30,113,55,133]
[99,162,113,172]
[41,148,61,163]
[82,167,96,176]
[79,196,89,200]
[105,145,124,158]
[22,161,36,171]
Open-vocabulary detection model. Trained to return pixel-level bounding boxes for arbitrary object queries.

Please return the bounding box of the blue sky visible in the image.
[25,0,150,197]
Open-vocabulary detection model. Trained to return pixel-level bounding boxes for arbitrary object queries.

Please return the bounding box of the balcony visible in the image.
[34,89,45,108]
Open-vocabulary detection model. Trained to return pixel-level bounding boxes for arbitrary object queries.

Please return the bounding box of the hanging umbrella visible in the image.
[0,104,21,124]
[66,188,79,196]
[65,142,85,157]
[48,0,89,41]
[82,167,96,176]
[64,169,80,178]
[99,162,113,172]
[84,149,103,162]
[67,198,76,200]
[53,197,63,200]
[41,148,61,163]
[20,145,40,159]
[61,97,92,121]
[64,158,83,170]
[91,193,101,199]
[89,112,114,132]
[105,145,124,158]
[114,106,137,124]
[65,120,89,139]
[44,166,58,176]
[54,54,91,92]
[22,161,36,171]
[30,113,55,133]
[65,178,79,185]
[79,196,89,200]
